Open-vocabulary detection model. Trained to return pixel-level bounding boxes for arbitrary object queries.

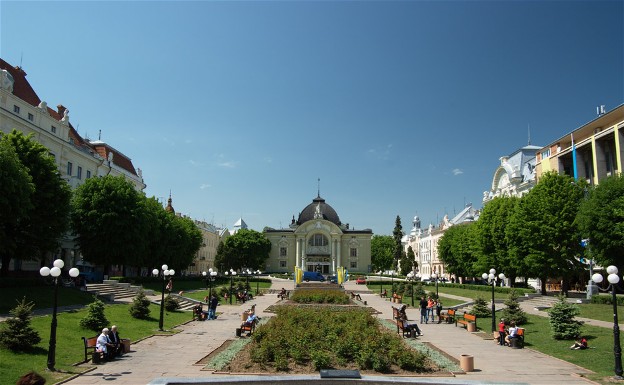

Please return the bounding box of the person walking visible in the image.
[208,294,218,320]
[419,296,428,324]
[426,296,435,323]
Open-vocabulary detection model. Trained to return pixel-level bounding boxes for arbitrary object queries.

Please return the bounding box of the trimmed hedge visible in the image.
[590,294,624,306]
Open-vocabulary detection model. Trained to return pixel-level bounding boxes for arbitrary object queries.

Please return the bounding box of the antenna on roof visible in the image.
[527,124,531,145]
[98,130,101,140]
[20,52,23,68]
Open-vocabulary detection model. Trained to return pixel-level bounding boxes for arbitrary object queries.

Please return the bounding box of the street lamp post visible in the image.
[391,271,394,294]
[225,269,236,304]
[592,266,623,379]
[482,268,505,333]
[152,264,175,331]
[407,272,415,307]
[202,269,217,300]
[379,271,383,294]
[40,259,80,371]
[245,269,251,291]
[255,270,262,295]
[431,273,439,300]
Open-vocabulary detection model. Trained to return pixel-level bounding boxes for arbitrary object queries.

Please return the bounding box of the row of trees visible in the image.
[214,228,272,271]
[0,130,203,276]
[439,172,624,294]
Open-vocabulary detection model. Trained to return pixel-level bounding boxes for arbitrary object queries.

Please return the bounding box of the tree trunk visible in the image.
[0,254,10,276]
[540,277,547,296]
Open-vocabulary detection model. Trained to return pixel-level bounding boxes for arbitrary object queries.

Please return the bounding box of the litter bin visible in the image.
[235,328,242,337]
[467,322,476,332]
[460,354,474,372]
[121,339,131,353]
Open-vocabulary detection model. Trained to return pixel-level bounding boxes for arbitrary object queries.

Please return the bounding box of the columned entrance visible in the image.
[306,256,331,274]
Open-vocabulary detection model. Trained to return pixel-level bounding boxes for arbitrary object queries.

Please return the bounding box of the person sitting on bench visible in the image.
[381,289,388,298]
[240,311,260,336]
[278,288,287,300]
[400,314,422,336]
[505,321,518,346]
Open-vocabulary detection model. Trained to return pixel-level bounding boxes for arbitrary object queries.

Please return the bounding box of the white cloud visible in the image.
[218,161,237,168]
[452,168,464,176]
[199,183,211,190]
[366,144,393,160]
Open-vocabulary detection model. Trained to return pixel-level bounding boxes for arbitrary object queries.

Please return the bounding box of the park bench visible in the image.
[456,313,477,330]
[380,289,388,298]
[277,290,289,300]
[392,293,402,304]
[396,317,411,338]
[510,327,525,349]
[82,336,104,363]
[440,308,456,324]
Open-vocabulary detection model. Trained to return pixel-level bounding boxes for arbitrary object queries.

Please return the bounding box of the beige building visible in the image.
[0,58,145,270]
[536,104,624,183]
[263,195,373,274]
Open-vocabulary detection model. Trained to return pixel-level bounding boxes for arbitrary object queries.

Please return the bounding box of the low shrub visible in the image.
[79,297,109,332]
[290,289,349,304]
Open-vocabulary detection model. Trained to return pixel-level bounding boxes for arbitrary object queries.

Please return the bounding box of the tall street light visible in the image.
[407,272,415,307]
[40,259,79,371]
[202,268,217,300]
[225,269,236,304]
[245,269,251,291]
[152,264,175,331]
[431,273,439,300]
[482,268,505,333]
[255,270,262,295]
[378,271,383,295]
[592,266,623,379]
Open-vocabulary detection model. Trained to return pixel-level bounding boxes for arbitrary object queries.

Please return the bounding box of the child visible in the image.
[570,337,588,350]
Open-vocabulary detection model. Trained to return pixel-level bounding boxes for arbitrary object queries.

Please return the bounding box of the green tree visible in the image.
[371,235,394,272]
[0,139,34,275]
[214,229,271,271]
[576,174,624,267]
[474,196,522,285]
[549,296,582,340]
[71,175,148,273]
[438,223,478,280]
[0,130,71,276]
[0,297,41,351]
[507,172,586,295]
[129,289,151,319]
[500,289,528,325]
[392,215,404,271]
[79,297,109,332]
[470,295,491,318]
[399,246,413,276]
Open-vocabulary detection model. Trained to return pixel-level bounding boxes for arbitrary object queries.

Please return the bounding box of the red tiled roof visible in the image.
[1,58,139,177]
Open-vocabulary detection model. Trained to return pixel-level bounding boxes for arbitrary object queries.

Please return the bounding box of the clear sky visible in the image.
[2,1,623,235]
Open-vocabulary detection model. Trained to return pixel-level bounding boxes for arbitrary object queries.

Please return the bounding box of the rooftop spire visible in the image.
[317,178,321,198]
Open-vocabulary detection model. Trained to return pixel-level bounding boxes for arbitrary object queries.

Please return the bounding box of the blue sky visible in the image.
[2,1,623,235]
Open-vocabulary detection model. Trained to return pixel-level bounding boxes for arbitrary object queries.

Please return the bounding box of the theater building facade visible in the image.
[263,195,373,275]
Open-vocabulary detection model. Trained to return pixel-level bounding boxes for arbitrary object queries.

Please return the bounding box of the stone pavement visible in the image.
[49,279,597,384]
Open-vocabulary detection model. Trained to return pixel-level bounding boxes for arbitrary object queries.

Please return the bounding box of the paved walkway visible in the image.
[40,279,598,384]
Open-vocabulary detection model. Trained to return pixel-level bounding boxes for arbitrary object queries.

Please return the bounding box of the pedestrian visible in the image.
[427,296,435,323]
[436,299,443,324]
[498,318,506,345]
[208,294,218,320]
[165,279,173,293]
[419,296,428,324]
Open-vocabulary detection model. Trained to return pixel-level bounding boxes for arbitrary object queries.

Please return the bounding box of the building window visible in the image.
[541,149,550,159]
[350,261,357,269]
[86,170,91,179]
[77,166,82,180]
[51,126,57,133]
[28,113,34,121]
[308,233,328,247]
[350,248,357,257]
[280,260,287,268]
[280,247,287,257]
[67,162,73,176]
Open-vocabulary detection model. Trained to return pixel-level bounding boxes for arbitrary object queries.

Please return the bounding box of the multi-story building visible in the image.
[0,58,145,270]
[483,145,542,204]
[404,204,479,281]
[536,104,624,183]
[263,194,373,274]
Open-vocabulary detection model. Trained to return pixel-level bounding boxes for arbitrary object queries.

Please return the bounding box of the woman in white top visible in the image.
[505,321,518,346]
[96,328,111,355]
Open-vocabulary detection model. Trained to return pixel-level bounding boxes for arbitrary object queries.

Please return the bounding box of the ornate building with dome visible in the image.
[263,195,373,274]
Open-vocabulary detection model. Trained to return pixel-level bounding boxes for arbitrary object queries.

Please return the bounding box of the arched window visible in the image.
[308,233,328,247]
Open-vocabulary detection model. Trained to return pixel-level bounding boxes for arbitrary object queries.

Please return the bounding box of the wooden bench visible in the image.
[82,336,104,363]
[456,313,477,330]
[396,318,411,338]
[380,289,388,298]
[440,308,456,324]
[510,328,525,349]
[392,294,402,304]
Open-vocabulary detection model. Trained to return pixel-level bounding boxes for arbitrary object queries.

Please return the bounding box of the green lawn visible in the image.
[0,302,191,385]
[521,312,623,384]
[0,286,95,314]
[578,302,624,323]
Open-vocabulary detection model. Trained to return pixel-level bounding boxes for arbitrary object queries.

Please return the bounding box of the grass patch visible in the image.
[0,302,191,385]
[0,286,95,313]
[577,302,623,323]
[521,313,623,384]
